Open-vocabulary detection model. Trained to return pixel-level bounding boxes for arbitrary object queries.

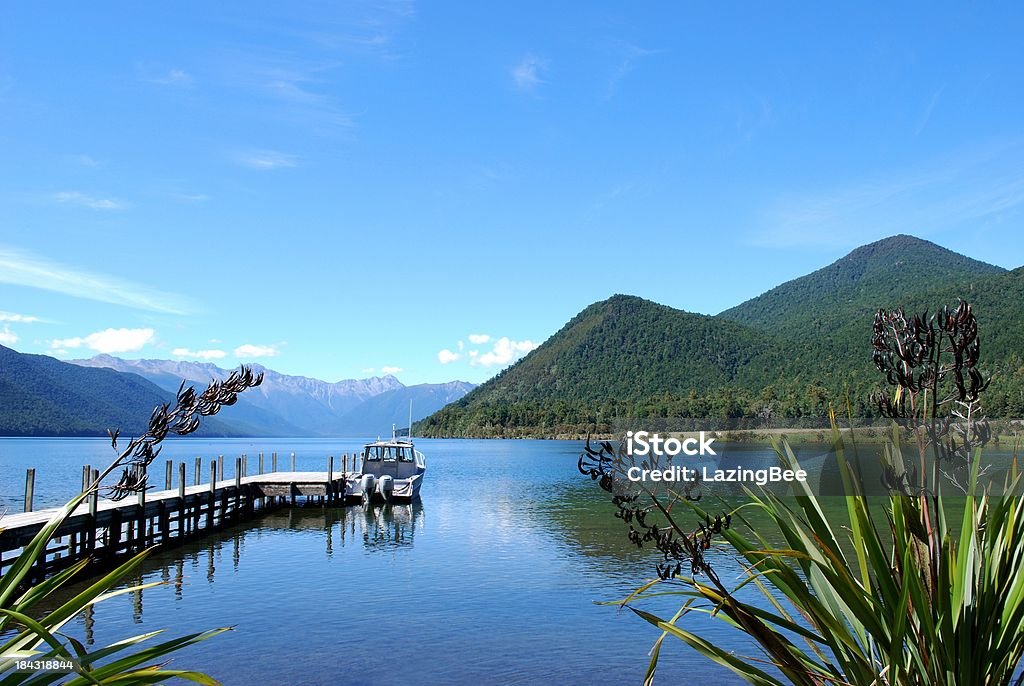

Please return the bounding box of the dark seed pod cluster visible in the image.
[578,437,730,581]
[871,300,992,492]
[104,366,264,500]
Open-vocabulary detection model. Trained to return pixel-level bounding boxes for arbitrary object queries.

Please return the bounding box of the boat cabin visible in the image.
[362,440,425,479]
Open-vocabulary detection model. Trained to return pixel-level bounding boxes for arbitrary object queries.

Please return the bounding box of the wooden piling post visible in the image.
[272,451,278,472]
[259,452,264,475]
[290,452,296,471]
[159,500,170,544]
[327,456,334,505]
[24,468,35,512]
[208,461,217,529]
[165,460,173,490]
[87,468,99,554]
[108,509,122,558]
[194,457,201,486]
[218,455,224,481]
[178,463,186,536]
[242,454,247,477]
[137,464,147,545]
[234,458,242,520]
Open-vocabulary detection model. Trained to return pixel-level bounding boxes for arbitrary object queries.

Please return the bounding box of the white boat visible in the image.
[345,434,426,503]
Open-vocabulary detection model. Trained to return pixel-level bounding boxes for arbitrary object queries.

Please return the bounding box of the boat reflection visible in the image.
[65,502,425,643]
[345,501,423,552]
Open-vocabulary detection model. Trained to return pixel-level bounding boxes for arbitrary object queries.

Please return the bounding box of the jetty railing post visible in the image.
[234,457,242,520]
[218,455,224,482]
[137,463,147,545]
[272,451,278,472]
[259,452,264,475]
[242,454,247,478]
[208,461,217,529]
[165,459,173,491]
[88,468,99,554]
[178,463,186,536]
[24,468,35,513]
[327,456,333,506]
[194,457,201,486]
[290,452,296,471]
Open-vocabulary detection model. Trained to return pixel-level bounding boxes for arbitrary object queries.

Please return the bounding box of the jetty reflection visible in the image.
[93,502,424,634]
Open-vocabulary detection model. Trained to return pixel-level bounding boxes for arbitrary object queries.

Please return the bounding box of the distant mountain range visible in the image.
[0,349,474,437]
[417,235,1024,437]
[69,356,475,438]
[0,345,237,437]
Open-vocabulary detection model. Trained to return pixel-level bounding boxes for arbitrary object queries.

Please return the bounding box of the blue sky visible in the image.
[2,2,1024,385]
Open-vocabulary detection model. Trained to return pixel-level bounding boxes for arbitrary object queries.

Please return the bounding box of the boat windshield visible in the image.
[364,444,415,463]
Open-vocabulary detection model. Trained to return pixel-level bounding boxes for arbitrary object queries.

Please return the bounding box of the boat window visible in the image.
[364,446,382,461]
[398,447,414,462]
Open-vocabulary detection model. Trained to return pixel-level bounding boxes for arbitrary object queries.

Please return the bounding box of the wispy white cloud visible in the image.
[604,41,662,100]
[216,51,355,133]
[236,149,298,170]
[168,191,209,203]
[0,245,193,314]
[467,333,490,344]
[750,138,1024,248]
[140,67,193,87]
[732,97,775,147]
[512,54,548,92]
[380,365,403,374]
[914,85,945,137]
[76,154,103,168]
[362,366,376,373]
[437,349,460,364]
[234,343,279,358]
[172,347,227,360]
[53,191,127,210]
[52,328,155,354]
[0,327,17,345]
[0,311,43,323]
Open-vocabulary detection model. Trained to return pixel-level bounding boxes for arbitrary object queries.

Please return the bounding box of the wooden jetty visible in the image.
[0,452,363,582]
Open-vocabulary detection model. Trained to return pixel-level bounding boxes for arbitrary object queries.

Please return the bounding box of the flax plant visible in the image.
[0,367,262,685]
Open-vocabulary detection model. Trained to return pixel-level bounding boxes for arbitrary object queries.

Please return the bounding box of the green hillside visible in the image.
[718,235,1004,334]
[0,345,237,436]
[418,235,1024,437]
[417,295,799,437]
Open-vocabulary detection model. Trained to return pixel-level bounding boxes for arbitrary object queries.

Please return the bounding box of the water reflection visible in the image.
[105,502,424,626]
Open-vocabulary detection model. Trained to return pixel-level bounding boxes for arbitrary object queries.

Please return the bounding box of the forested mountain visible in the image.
[718,235,1004,334]
[418,235,1024,437]
[0,345,237,436]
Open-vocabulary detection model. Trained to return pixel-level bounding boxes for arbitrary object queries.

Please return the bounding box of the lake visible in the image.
[0,436,975,685]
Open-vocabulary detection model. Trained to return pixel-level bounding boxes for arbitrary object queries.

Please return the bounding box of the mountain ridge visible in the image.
[418,235,1024,436]
[69,356,474,437]
[0,345,240,437]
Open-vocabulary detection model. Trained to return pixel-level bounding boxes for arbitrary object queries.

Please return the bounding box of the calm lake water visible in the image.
[2,436,1002,685]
